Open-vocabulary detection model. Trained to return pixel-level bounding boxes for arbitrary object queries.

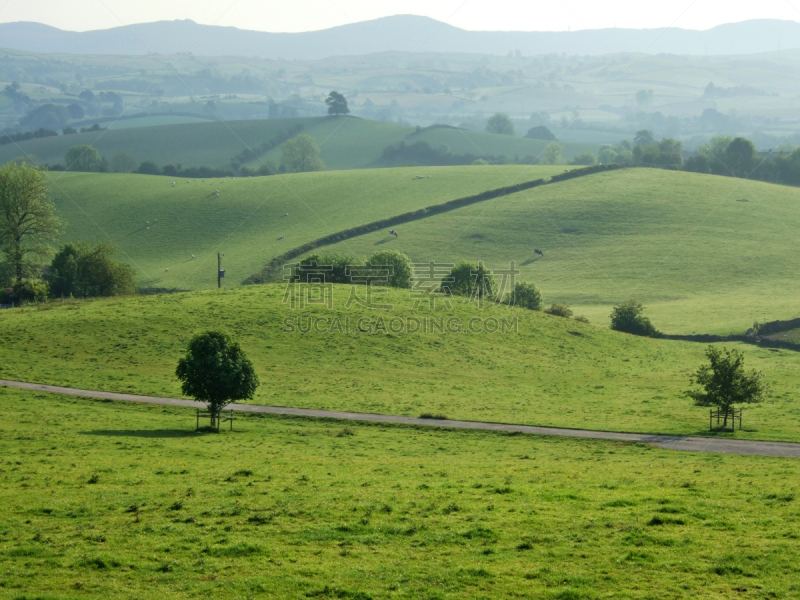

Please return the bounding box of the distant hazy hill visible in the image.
[0,16,799,59]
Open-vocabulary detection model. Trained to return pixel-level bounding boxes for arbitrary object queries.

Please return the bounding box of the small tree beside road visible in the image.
[687,346,766,430]
[176,331,259,431]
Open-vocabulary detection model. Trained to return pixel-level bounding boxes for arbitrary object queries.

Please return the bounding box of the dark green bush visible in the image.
[545,303,573,318]
[610,300,661,337]
[12,280,49,303]
[506,281,543,310]
[47,242,136,298]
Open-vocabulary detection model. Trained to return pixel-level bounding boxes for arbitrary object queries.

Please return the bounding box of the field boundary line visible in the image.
[245,163,624,284]
[2,378,799,457]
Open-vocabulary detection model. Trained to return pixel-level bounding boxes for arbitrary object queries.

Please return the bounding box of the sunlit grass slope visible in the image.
[315,168,800,334]
[2,387,800,599]
[47,165,563,290]
[1,285,798,440]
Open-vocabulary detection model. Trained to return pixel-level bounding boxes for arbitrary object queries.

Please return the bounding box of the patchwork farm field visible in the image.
[314,168,800,334]
[46,165,566,291]
[2,387,800,599]
[2,285,799,441]
[0,116,598,172]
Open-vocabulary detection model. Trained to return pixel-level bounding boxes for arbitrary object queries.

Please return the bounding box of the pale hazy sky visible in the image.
[0,0,798,33]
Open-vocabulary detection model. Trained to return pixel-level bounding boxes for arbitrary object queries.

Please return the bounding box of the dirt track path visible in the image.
[2,379,799,457]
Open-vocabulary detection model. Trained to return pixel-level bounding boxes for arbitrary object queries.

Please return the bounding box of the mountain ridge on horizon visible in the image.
[1,15,800,59]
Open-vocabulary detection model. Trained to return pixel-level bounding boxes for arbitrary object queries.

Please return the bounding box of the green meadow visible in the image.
[2,387,799,599]
[0,117,598,172]
[2,285,799,441]
[46,165,565,291]
[314,168,800,334]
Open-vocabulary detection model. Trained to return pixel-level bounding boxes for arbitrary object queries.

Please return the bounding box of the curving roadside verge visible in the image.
[2,378,799,457]
[244,163,625,284]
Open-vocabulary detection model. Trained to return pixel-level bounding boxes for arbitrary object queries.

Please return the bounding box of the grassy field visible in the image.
[313,168,800,335]
[45,165,566,291]
[2,386,800,599]
[405,126,599,162]
[1,285,799,441]
[0,116,598,172]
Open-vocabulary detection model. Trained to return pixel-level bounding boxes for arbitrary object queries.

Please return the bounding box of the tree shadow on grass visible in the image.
[79,429,205,438]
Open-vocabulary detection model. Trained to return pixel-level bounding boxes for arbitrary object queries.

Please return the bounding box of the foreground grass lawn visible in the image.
[1,285,799,441]
[1,388,799,599]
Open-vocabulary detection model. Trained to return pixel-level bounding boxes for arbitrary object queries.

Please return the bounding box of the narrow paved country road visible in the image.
[2,379,799,457]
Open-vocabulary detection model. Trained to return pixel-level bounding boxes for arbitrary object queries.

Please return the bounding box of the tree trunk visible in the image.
[13,240,23,283]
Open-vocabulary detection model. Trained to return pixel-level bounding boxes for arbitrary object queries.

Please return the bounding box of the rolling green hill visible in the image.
[310,168,800,335]
[0,117,598,172]
[1,284,798,440]
[45,166,567,291]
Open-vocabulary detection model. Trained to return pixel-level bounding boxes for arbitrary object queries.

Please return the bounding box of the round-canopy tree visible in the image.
[325,91,350,116]
[486,113,515,136]
[610,299,660,337]
[686,346,766,430]
[176,331,259,430]
[64,145,103,172]
[281,134,325,173]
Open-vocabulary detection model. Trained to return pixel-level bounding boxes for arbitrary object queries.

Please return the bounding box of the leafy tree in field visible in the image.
[325,91,350,116]
[0,162,61,283]
[176,331,259,430]
[725,137,758,177]
[78,90,95,102]
[506,281,543,310]
[633,129,655,147]
[633,139,683,169]
[570,151,597,166]
[281,134,325,173]
[610,299,660,337]
[450,261,496,300]
[47,241,136,298]
[486,113,515,136]
[687,346,766,429]
[135,161,161,175]
[543,142,563,165]
[598,147,618,164]
[525,125,556,141]
[110,152,139,173]
[64,145,103,172]
[20,104,71,130]
[366,250,413,288]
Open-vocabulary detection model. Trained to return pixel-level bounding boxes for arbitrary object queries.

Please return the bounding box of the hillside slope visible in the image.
[1,284,798,440]
[306,168,800,334]
[46,165,565,291]
[0,117,595,171]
